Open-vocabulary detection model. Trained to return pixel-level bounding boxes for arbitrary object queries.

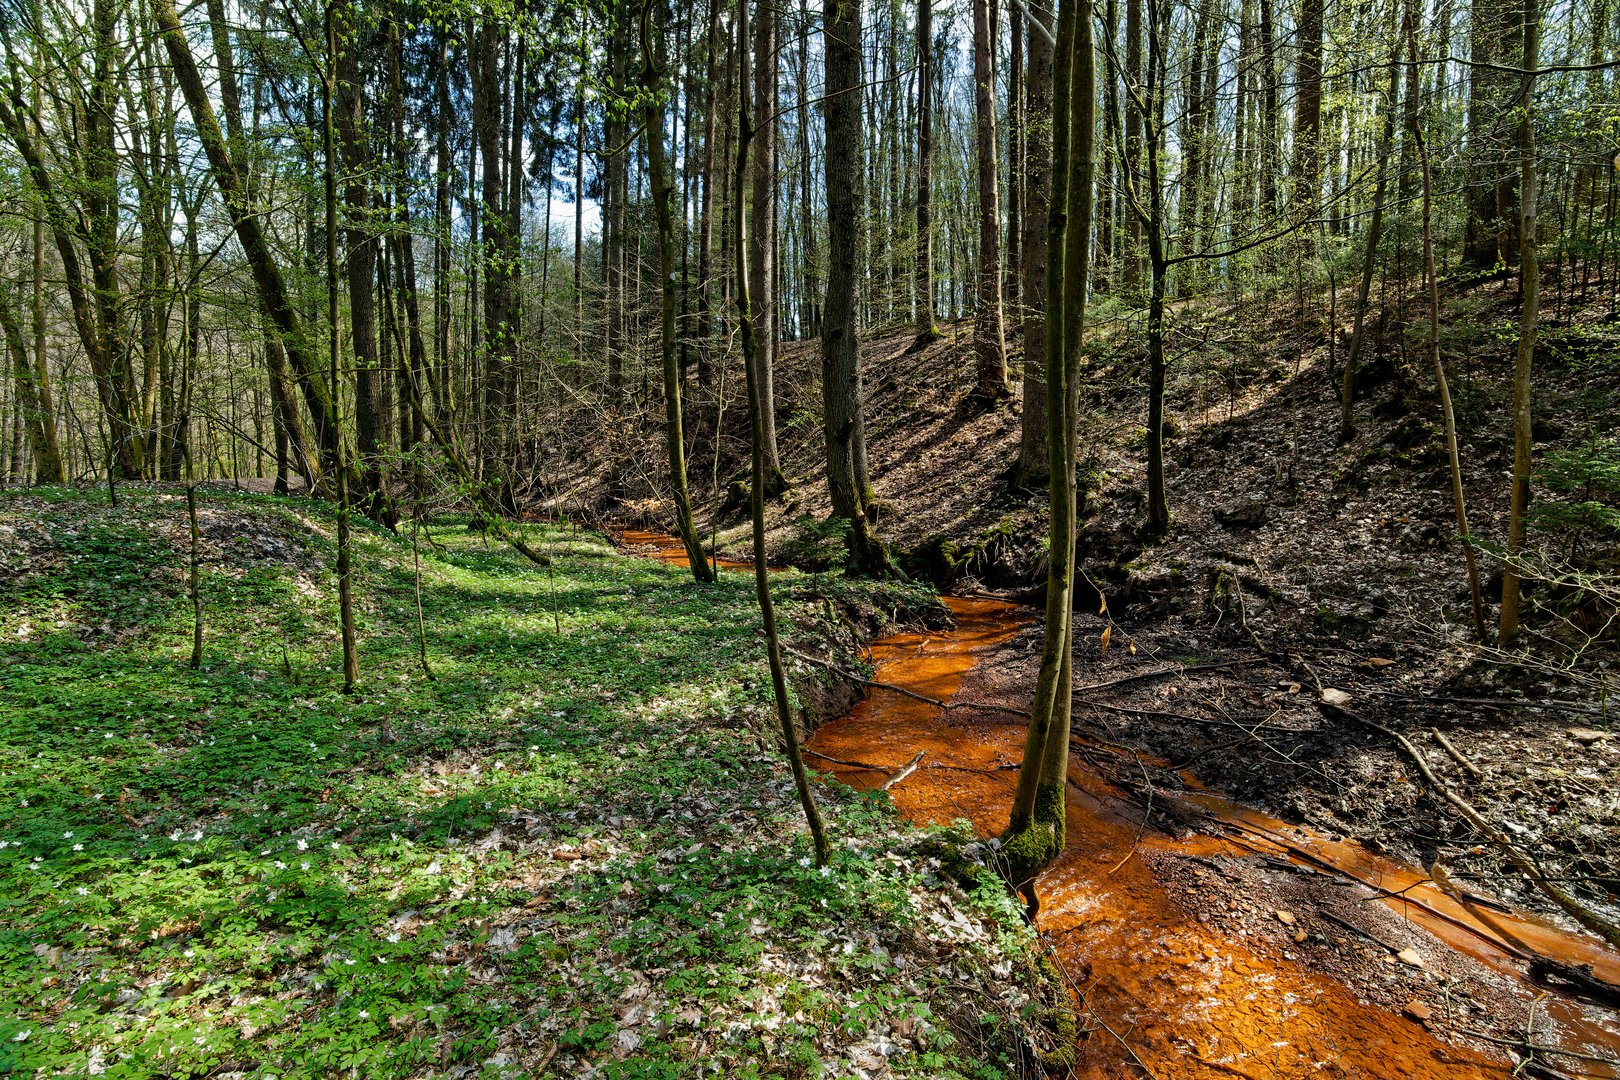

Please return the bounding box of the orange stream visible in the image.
[623,533,1620,1077]
[612,528,754,572]
[806,597,1620,1080]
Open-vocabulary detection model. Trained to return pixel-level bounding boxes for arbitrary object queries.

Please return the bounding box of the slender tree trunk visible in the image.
[1007,0,1024,305]
[153,0,354,493]
[1123,0,1143,289]
[324,2,360,692]
[1338,42,1401,440]
[1016,0,1054,483]
[1499,0,1540,642]
[30,181,63,483]
[971,0,1008,399]
[915,0,937,341]
[1002,0,1093,910]
[1463,0,1523,269]
[1405,11,1487,642]
[0,282,56,483]
[642,0,715,582]
[435,39,454,423]
[335,8,390,522]
[750,0,788,493]
[737,0,831,865]
[797,0,820,339]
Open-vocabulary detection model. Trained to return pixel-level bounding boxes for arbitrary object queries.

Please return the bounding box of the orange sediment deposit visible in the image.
[807,597,1620,1080]
[610,527,753,572]
[625,533,1620,1078]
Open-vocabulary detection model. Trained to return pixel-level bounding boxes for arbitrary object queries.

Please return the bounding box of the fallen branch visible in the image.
[882,751,926,790]
[802,748,889,770]
[1072,659,1248,696]
[782,646,1031,717]
[1528,957,1620,1008]
[1431,728,1483,780]
[1362,688,1613,718]
[1321,698,1620,951]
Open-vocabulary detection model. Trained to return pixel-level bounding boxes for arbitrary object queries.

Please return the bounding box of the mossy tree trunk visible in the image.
[1001,0,1094,912]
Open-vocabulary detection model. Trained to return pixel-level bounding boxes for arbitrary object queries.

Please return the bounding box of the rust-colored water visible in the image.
[620,532,1620,1077]
[806,597,1620,1079]
[612,528,754,572]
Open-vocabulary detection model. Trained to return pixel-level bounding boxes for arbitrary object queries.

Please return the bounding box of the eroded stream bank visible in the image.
[620,532,1620,1078]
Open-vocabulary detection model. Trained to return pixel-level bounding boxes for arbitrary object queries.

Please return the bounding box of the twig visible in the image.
[1431,728,1483,779]
[1456,1028,1620,1069]
[1320,909,1404,955]
[781,645,1031,717]
[1107,753,1156,876]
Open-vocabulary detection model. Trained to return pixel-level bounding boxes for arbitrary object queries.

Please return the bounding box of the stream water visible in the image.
[622,533,1620,1078]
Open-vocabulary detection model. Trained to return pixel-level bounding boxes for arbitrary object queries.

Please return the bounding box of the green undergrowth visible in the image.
[0,488,1057,1078]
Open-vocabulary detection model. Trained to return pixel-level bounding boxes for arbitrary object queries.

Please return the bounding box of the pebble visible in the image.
[1402,999,1432,1022]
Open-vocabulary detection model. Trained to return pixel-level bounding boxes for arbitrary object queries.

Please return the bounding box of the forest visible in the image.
[1,0,1619,1071]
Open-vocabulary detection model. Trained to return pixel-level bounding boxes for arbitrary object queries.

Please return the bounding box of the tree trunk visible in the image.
[750,0,788,493]
[1002,0,1094,908]
[823,0,897,576]
[1123,0,1143,289]
[1016,0,1054,483]
[1462,0,1523,270]
[971,0,1008,400]
[323,2,360,692]
[1499,0,1540,642]
[738,0,832,865]
[335,9,390,522]
[642,0,716,582]
[152,0,354,493]
[915,0,937,341]
[1338,41,1401,440]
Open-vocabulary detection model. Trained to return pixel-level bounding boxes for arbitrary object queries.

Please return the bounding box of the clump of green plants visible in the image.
[1533,436,1620,552]
[782,513,851,577]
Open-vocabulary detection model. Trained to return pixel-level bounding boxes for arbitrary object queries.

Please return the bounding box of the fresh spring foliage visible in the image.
[0,488,1048,1078]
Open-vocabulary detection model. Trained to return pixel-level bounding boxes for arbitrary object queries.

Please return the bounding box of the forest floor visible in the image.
[0,487,1069,1078]
[551,274,1620,1073]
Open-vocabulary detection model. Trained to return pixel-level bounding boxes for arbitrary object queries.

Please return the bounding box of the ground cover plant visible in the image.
[0,488,1057,1078]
